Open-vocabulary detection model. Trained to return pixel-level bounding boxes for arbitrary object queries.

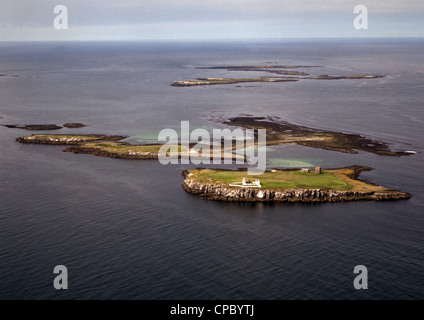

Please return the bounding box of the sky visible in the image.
[0,0,423,41]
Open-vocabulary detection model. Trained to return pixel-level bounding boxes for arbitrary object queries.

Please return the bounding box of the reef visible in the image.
[224,117,411,156]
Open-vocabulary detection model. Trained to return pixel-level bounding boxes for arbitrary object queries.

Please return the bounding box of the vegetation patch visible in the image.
[194,169,352,191]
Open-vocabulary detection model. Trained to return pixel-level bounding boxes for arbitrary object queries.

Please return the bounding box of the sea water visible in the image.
[0,39,423,299]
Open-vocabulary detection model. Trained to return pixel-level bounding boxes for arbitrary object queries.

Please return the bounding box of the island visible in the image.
[5,124,63,130]
[63,123,87,128]
[224,117,412,156]
[15,132,413,203]
[182,166,411,202]
[172,77,298,87]
[16,134,169,159]
[195,65,316,75]
[4,122,87,130]
[16,114,414,160]
[172,64,385,87]
[16,134,123,145]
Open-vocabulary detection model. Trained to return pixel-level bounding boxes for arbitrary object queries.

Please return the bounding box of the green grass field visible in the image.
[83,142,186,154]
[195,170,352,191]
[84,142,164,153]
[36,135,103,140]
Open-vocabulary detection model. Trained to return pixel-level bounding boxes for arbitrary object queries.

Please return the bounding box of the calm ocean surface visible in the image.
[0,39,423,299]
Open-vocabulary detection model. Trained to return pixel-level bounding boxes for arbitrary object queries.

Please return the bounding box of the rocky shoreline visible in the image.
[181,167,411,203]
[16,134,124,145]
[16,134,162,160]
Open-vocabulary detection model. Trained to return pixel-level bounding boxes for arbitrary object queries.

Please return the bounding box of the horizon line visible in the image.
[0,36,423,43]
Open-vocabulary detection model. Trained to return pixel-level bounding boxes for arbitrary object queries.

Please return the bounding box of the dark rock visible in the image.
[63,123,86,128]
[23,124,62,130]
[5,124,63,130]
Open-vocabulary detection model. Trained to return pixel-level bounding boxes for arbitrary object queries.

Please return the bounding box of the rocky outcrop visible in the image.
[5,124,62,130]
[63,123,86,128]
[181,172,411,203]
[224,117,412,156]
[6,122,87,130]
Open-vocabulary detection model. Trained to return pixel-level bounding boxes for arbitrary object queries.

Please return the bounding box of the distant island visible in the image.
[172,77,298,86]
[182,166,411,202]
[4,123,87,130]
[5,124,63,130]
[172,65,384,87]
[63,123,87,128]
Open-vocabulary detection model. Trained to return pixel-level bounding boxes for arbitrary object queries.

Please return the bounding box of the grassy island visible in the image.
[182,167,411,202]
[193,168,353,191]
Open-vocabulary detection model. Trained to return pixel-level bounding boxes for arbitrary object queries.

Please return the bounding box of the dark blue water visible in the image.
[0,39,423,299]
